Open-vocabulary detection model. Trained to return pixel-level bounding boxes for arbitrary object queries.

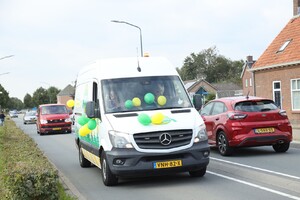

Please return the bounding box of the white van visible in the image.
[73,57,209,186]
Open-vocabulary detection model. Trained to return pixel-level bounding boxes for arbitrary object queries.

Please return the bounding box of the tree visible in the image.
[177,46,244,85]
[7,97,24,110]
[0,84,10,110]
[47,87,61,104]
[32,87,49,106]
[24,93,34,109]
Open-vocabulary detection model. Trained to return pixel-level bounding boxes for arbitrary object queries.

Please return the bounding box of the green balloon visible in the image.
[138,113,151,125]
[87,119,97,130]
[78,116,89,126]
[125,100,133,109]
[144,93,155,104]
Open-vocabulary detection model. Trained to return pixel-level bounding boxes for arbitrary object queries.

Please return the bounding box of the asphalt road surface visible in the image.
[12,117,300,200]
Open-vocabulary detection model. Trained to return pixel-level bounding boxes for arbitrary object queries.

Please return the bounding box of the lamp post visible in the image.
[111,20,144,57]
[0,55,14,61]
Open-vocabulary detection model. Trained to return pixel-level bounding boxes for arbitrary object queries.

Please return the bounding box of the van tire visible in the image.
[189,167,206,177]
[101,151,118,186]
[79,146,91,167]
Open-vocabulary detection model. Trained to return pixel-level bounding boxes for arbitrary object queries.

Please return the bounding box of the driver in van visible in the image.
[107,89,120,111]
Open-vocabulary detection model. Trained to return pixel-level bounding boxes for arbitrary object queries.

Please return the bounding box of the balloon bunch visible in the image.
[138,112,174,126]
[78,116,97,137]
[124,92,167,109]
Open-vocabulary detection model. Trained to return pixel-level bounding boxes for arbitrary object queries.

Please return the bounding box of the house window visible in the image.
[291,79,300,110]
[249,78,252,87]
[273,81,281,108]
[245,79,248,87]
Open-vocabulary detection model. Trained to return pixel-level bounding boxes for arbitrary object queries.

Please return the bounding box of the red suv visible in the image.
[36,104,72,135]
[200,96,293,156]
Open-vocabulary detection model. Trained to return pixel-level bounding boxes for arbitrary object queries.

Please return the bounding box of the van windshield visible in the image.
[41,105,68,115]
[102,76,192,113]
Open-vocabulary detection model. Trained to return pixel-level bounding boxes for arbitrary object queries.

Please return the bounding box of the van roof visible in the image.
[77,57,179,81]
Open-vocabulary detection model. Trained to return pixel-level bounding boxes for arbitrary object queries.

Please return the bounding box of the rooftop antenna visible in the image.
[136,48,141,72]
[246,91,250,100]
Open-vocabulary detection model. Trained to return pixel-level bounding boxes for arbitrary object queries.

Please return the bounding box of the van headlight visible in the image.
[108,131,133,148]
[194,124,208,143]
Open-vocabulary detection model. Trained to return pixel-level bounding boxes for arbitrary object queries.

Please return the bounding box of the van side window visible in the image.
[93,82,98,102]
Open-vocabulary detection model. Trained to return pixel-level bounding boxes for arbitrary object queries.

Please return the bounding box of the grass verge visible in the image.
[0,119,77,200]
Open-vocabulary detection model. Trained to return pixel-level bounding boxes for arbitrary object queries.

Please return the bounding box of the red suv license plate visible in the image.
[255,127,275,134]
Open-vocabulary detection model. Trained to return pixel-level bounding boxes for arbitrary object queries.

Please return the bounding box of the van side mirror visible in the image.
[193,95,202,111]
[86,101,101,119]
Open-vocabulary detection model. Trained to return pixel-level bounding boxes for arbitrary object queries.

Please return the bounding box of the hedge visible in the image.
[0,120,59,200]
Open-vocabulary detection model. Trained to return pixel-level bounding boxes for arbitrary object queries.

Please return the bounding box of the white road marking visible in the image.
[211,157,300,180]
[207,171,300,200]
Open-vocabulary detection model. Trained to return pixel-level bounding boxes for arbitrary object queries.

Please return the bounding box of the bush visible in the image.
[0,120,59,200]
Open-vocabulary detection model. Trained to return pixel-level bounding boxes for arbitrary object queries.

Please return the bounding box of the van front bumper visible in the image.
[105,142,210,177]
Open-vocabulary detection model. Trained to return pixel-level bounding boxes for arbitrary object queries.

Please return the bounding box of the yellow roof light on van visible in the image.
[143,52,150,57]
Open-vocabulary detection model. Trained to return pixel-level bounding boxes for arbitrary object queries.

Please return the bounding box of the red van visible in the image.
[36,104,72,135]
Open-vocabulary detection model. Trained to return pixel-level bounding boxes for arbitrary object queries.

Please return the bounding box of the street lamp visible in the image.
[0,55,14,61]
[111,20,144,57]
[0,72,10,76]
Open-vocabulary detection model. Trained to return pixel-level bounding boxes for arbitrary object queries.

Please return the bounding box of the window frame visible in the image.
[291,78,300,111]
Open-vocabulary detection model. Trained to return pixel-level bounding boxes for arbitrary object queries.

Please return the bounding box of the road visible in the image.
[13,117,300,200]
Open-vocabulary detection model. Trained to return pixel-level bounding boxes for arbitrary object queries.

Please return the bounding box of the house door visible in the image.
[273,81,281,108]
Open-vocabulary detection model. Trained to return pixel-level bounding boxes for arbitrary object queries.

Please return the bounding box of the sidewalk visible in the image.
[291,125,300,148]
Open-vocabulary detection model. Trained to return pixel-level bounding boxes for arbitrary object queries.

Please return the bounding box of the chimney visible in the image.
[246,55,253,63]
[294,0,300,16]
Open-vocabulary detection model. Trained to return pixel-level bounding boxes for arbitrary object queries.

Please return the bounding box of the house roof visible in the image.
[211,82,242,91]
[184,79,241,92]
[251,15,300,71]
[57,84,75,96]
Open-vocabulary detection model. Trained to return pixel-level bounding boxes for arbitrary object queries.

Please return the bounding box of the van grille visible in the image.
[133,129,193,149]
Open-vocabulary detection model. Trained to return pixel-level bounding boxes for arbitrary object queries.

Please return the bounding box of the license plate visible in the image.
[255,127,275,134]
[53,127,61,131]
[153,160,182,169]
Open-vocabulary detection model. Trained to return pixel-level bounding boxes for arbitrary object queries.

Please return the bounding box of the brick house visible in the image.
[184,79,242,104]
[56,84,75,107]
[241,0,300,125]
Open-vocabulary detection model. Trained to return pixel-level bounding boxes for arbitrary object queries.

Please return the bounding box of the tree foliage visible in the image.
[0,84,10,110]
[177,46,244,85]
[23,93,34,109]
[32,87,61,107]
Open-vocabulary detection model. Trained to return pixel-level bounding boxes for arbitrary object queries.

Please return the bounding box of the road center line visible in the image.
[207,171,300,200]
[210,157,300,180]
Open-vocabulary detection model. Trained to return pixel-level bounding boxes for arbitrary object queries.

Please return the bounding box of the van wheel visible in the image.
[217,131,233,156]
[273,142,290,153]
[79,146,91,167]
[189,167,206,177]
[101,151,118,186]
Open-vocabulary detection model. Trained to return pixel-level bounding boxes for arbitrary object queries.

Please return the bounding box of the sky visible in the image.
[0,0,294,101]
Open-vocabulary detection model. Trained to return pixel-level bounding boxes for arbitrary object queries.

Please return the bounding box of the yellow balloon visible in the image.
[79,124,91,137]
[157,96,167,106]
[132,97,141,107]
[67,99,75,108]
[151,113,164,125]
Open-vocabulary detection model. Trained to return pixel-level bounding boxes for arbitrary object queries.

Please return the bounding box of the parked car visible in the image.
[23,111,37,124]
[200,96,293,156]
[36,104,72,135]
[9,110,18,118]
